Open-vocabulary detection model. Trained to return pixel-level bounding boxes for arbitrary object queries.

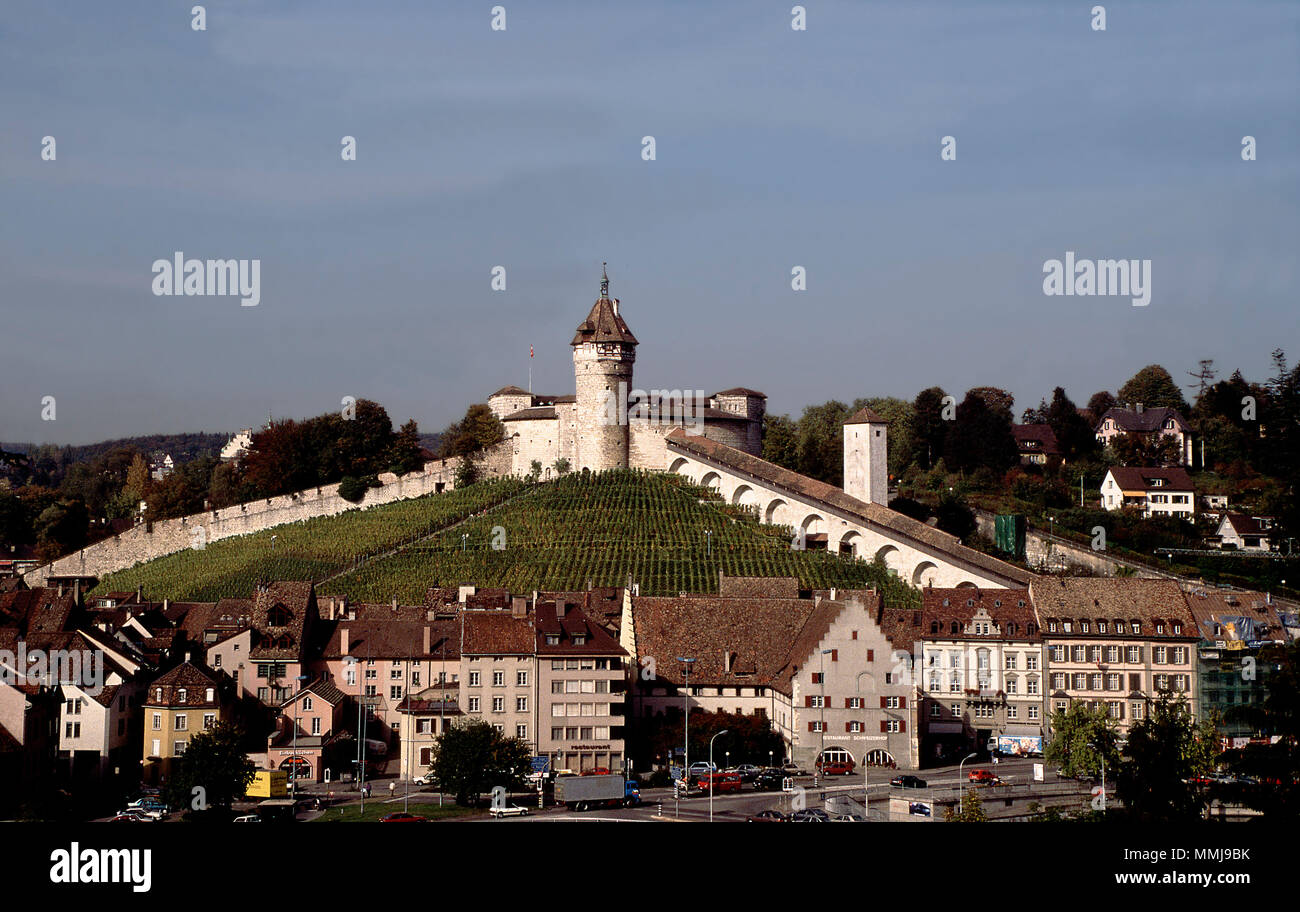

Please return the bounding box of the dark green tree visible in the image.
[1045,387,1098,460]
[1223,640,1300,818]
[943,390,1018,474]
[1115,695,1216,822]
[1045,702,1120,779]
[909,386,950,470]
[432,719,532,806]
[387,419,425,476]
[1117,365,1189,412]
[166,721,257,817]
[761,414,799,470]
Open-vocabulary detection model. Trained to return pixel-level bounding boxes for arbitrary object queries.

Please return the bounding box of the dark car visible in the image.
[753,769,788,791]
[789,808,830,822]
[732,764,761,782]
[746,809,788,823]
[379,812,428,822]
[891,775,927,789]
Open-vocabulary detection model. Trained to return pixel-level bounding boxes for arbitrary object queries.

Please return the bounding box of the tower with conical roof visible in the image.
[571,264,637,471]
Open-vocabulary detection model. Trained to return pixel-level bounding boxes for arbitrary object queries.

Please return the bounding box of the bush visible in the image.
[338,476,367,503]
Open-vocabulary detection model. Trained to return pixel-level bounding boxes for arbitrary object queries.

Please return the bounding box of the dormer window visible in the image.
[1062,621,1073,633]
[572,635,586,646]
[1115,620,1125,634]
[1080,621,1090,633]
[1132,621,1142,635]
[1172,623,1181,635]
[268,604,291,627]
[1047,620,1058,633]
[1098,621,1107,633]
[546,635,560,645]
[205,688,214,702]
[177,688,187,702]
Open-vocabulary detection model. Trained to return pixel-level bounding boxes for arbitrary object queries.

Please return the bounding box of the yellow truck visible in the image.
[246,770,289,798]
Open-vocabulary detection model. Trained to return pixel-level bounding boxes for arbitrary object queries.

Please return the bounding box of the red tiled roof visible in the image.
[1029,578,1197,638]
[845,407,887,425]
[1105,466,1195,491]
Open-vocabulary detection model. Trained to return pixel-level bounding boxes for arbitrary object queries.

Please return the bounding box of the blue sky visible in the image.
[2,0,1297,444]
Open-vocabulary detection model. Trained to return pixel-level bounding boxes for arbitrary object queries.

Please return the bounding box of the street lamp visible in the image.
[958,751,978,809]
[705,529,712,557]
[709,730,729,822]
[855,670,874,819]
[677,658,696,788]
[291,673,309,798]
[817,649,833,782]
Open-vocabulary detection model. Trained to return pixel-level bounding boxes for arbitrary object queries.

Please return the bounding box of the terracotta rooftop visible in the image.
[1105,466,1195,492]
[845,407,887,425]
[880,588,1038,649]
[1028,578,1197,638]
[1098,406,1189,434]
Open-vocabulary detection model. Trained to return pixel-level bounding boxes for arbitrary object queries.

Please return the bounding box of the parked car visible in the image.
[746,809,788,823]
[818,760,856,776]
[753,769,788,791]
[489,804,531,818]
[731,764,762,782]
[698,772,744,794]
[379,812,428,822]
[688,761,717,777]
[781,763,810,777]
[108,814,142,823]
[232,814,261,823]
[967,769,1000,784]
[789,808,831,822]
[115,807,162,821]
[412,774,434,786]
[891,775,927,789]
[830,813,862,822]
[581,767,612,777]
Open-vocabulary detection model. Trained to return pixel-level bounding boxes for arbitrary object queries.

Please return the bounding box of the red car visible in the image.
[582,767,612,777]
[698,772,744,793]
[968,769,1001,785]
[818,760,856,776]
[380,812,428,822]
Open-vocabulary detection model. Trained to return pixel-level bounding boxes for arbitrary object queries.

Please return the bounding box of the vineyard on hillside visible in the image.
[90,478,527,601]
[328,470,920,608]
[90,470,921,609]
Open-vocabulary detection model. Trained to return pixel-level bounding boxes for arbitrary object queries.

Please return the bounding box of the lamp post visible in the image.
[817,649,833,782]
[855,670,874,819]
[677,658,695,787]
[344,655,364,811]
[958,751,978,811]
[291,673,308,798]
[709,730,729,822]
[705,529,712,557]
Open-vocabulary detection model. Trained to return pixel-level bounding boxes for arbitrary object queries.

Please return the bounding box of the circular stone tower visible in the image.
[571,264,637,472]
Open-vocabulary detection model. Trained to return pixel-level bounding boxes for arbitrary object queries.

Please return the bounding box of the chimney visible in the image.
[512,597,527,619]
[423,626,431,655]
[163,598,170,612]
[57,582,64,597]
[73,579,81,605]
[137,585,143,602]
[340,628,349,656]
[392,597,399,613]
[1136,402,1144,414]
[724,650,733,673]
[184,651,192,664]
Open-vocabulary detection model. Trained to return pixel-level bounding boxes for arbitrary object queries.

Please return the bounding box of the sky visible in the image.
[1,0,1297,445]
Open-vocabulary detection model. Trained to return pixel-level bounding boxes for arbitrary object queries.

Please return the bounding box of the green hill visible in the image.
[94,470,919,608]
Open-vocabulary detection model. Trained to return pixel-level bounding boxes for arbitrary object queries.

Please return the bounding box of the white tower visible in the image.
[571,265,637,472]
[843,407,889,506]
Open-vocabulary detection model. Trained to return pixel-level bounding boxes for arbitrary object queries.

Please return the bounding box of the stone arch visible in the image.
[956,580,978,589]
[800,513,827,550]
[863,749,896,767]
[874,544,902,574]
[731,484,758,508]
[668,457,690,476]
[764,498,789,524]
[912,560,940,587]
[838,530,862,557]
[699,471,722,493]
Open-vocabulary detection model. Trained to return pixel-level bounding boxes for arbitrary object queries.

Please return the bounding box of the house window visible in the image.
[1026,654,1039,670]
[175,715,188,731]
[469,672,481,687]
[177,688,187,702]
[517,671,529,686]
[930,704,942,718]
[516,697,528,712]
[311,717,321,735]
[174,741,187,755]
[152,713,162,731]
[1005,654,1017,670]
[302,697,312,712]
[468,697,481,713]
[492,697,504,713]
[1028,705,1039,720]
[493,671,505,687]
[390,686,403,700]
[517,724,528,739]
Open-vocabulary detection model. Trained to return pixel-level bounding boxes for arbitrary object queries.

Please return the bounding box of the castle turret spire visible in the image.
[600,262,609,297]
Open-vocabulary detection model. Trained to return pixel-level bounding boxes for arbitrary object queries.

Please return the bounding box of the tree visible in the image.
[454,455,480,489]
[34,499,88,559]
[165,721,256,817]
[1115,695,1217,822]
[1085,391,1116,425]
[967,387,1015,422]
[761,414,799,470]
[910,387,950,470]
[943,390,1018,474]
[527,460,543,483]
[1045,702,1120,779]
[124,453,150,505]
[945,789,987,822]
[1045,387,1097,461]
[858,396,914,478]
[432,719,533,806]
[934,490,976,541]
[636,708,785,771]
[387,419,425,476]
[1117,365,1189,412]
[1186,358,1217,399]
[438,404,505,459]
[794,401,852,485]
[553,458,571,477]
